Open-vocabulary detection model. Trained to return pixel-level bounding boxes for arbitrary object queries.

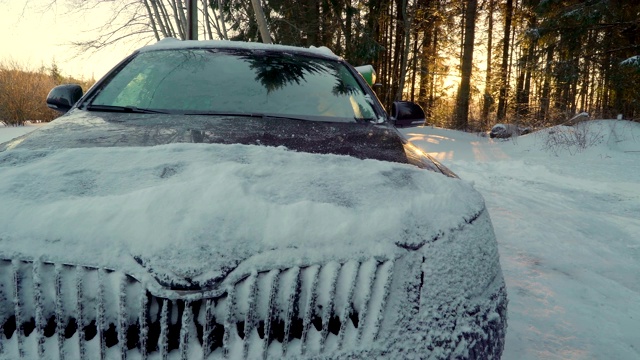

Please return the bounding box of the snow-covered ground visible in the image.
[401,121,640,360]
[1,120,639,359]
[0,122,44,140]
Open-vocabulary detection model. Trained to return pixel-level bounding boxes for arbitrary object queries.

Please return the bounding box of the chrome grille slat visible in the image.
[261,269,280,360]
[76,266,87,360]
[0,263,5,355]
[336,260,359,350]
[318,262,339,353]
[139,291,148,360]
[97,268,107,360]
[354,258,378,343]
[32,261,45,358]
[0,262,5,355]
[179,301,192,360]
[202,298,214,358]
[54,264,65,359]
[368,260,395,341]
[281,266,300,357]
[11,260,25,358]
[118,273,128,360]
[222,285,235,359]
[0,257,394,359]
[241,273,258,359]
[159,299,169,360]
[300,265,320,356]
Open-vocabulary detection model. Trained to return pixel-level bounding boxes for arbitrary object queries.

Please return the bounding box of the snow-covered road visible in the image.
[403,122,640,359]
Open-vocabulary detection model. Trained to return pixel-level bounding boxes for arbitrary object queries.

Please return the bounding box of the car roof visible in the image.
[138,38,341,61]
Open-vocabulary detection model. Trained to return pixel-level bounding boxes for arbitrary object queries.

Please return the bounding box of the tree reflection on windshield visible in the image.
[240,53,332,93]
[332,77,360,97]
[239,52,361,97]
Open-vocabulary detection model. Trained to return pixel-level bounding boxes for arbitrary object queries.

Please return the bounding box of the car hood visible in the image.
[2,110,410,163]
[0,113,481,292]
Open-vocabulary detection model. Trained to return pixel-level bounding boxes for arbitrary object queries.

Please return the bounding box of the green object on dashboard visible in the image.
[355,65,376,87]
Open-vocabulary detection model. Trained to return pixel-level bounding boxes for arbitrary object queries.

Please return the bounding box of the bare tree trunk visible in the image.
[459,1,465,66]
[251,0,271,43]
[177,0,189,38]
[158,0,177,37]
[418,31,430,107]
[523,45,535,114]
[579,29,596,112]
[217,0,229,40]
[514,1,535,119]
[150,0,170,38]
[540,44,554,123]
[382,3,394,106]
[454,0,478,130]
[569,57,579,114]
[142,0,161,40]
[429,24,439,119]
[307,0,320,46]
[522,0,538,118]
[345,5,354,58]
[169,0,186,39]
[410,26,419,102]
[496,0,514,121]
[202,0,213,39]
[481,0,494,128]
[395,0,411,101]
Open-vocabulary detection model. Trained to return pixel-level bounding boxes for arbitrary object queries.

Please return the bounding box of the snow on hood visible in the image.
[0,143,484,289]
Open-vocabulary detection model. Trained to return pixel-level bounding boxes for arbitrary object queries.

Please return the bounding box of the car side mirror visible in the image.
[391,101,426,127]
[46,84,83,113]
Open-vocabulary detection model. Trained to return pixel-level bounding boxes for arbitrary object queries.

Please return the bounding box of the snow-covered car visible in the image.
[0,39,507,359]
[489,123,531,138]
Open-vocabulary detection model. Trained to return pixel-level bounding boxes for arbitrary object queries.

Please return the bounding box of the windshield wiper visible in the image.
[184,111,262,117]
[184,111,313,122]
[86,104,169,114]
[358,117,382,123]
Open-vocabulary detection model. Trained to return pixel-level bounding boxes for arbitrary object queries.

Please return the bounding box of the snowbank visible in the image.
[402,120,640,360]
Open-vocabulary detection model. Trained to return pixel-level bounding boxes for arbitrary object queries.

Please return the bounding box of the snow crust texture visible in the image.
[0,142,485,283]
[402,120,640,360]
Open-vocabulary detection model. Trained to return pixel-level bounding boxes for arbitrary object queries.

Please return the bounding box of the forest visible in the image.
[37,1,640,130]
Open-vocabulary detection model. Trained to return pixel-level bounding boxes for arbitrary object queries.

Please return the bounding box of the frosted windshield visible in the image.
[90,49,376,122]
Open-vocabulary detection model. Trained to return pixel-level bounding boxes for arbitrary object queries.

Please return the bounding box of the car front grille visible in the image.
[0,257,395,359]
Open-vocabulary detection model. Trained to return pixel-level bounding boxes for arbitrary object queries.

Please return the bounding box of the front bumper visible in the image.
[0,212,507,360]
[0,259,506,360]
